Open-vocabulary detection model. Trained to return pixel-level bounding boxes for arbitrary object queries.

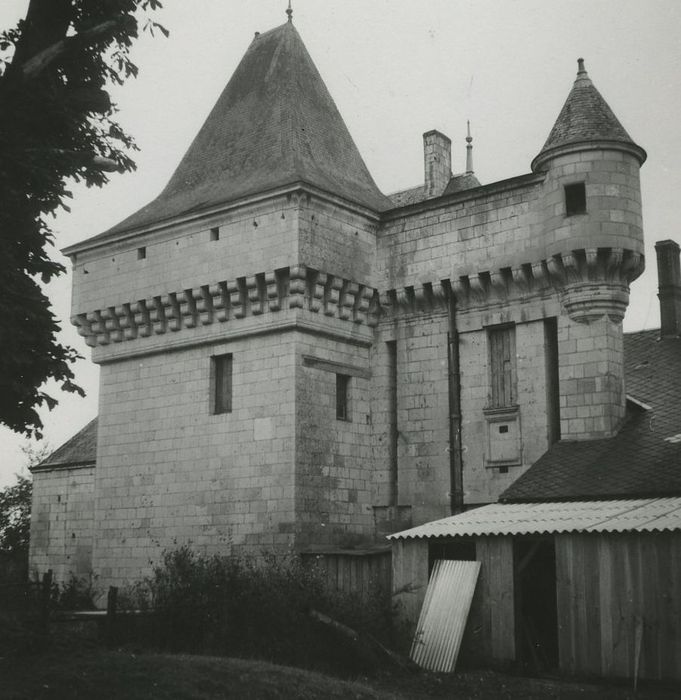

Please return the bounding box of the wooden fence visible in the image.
[0,569,53,631]
[301,547,392,601]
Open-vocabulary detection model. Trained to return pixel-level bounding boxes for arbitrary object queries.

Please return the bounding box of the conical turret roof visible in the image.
[104,21,391,238]
[532,59,646,172]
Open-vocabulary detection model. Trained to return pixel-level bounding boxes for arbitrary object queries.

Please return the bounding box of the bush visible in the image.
[56,573,99,611]
[135,546,396,674]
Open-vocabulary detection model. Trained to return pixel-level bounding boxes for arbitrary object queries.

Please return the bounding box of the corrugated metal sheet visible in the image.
[410,559,481,673]
[388,497,681,540]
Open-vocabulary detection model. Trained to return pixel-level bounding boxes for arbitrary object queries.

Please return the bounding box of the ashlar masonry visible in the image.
[30,21,646,587]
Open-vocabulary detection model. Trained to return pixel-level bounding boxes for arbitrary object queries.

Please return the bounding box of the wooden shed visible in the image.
[390,498,681,682]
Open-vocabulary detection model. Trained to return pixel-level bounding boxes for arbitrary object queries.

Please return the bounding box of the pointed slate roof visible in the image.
[532,59,646,172]
[98,21,391,241]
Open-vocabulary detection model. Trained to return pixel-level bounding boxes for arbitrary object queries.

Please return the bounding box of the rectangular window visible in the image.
[565,182,586,216]
[212,354,233,414]
[488,325,516,408]
[210,227,220,241]
[336,373,350,421]
[137,246,146,260]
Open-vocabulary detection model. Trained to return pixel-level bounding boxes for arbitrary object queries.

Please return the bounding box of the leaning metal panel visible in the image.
[410,559,481,673]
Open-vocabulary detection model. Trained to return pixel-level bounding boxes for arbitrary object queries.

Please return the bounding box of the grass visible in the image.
[2,648,680,700]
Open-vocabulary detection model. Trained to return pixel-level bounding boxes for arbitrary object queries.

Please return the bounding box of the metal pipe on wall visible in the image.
[447,287,464,514]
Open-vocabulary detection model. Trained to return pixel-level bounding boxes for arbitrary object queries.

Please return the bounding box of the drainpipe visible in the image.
[447,287,464,514]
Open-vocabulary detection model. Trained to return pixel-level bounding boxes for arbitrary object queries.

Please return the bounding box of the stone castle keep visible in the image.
[30,17,646,586]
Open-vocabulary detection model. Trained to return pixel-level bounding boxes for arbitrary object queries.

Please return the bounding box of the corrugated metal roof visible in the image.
[410,559,481,673]
[388,497,681,540]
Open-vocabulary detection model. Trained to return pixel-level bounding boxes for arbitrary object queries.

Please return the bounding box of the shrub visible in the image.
[56,573,99,611]
[138,546,396,674]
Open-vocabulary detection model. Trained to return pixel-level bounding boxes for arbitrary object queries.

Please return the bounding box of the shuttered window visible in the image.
[488,326,516,408]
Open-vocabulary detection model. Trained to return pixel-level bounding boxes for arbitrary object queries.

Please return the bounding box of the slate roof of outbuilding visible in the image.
[501,330,681,502]
[82,21,391,244]
[532,59,645,171]
[33,418,98,471]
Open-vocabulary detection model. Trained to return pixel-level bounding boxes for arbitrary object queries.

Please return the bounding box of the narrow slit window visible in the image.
[336,373,350,421]
[212,354,233,414]
[564,182,586,216]
[137,247,146,260]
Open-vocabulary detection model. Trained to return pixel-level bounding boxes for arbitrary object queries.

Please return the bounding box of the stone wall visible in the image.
[393,312,451,525]
[459,315,559,504]
[92,332,297,585]
[294,331,374,547]
[29,466,95,583]
[557,313,625,439]
[379,174,544,290]
[297,193,378,285]
[70,194,300,315]
[539,150,643,258]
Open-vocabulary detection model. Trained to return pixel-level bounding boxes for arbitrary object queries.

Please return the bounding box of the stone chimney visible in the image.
[423,130,451,198]
[655,239,681,338]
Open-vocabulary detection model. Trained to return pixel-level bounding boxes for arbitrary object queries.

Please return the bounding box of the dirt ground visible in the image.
[2,649,679,700]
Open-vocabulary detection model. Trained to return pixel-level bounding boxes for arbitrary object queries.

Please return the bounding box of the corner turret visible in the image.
[533,58,646,320]
[534,59,647,440]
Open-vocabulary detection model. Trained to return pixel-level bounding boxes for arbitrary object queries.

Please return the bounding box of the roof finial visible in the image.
[577,57,586,75]
[465,120,474,175]
[286,0,293,22]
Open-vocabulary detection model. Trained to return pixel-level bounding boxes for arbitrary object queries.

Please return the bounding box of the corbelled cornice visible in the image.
[71,266,380,348]
[383,247,644,323]
[71,246,645,347]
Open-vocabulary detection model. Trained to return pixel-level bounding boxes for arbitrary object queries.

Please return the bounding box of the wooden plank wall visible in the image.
[391,536,516,664]
[474,535,516,662]
[391,539,429,634]
[301,550,392,603]
[556,531,681,681]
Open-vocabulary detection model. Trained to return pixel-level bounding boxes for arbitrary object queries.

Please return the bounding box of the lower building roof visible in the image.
[501,330,681,502]
[388,497,681,540]
[32,418,97,471]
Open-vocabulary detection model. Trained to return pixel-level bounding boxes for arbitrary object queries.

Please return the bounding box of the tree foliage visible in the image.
[0,474,32,554]
[0,0,165,438]
[0,444,50,554]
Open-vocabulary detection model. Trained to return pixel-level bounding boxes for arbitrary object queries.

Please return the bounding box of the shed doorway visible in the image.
[514,537,558,671]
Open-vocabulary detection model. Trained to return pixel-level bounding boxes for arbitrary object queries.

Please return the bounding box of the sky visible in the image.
[1,0,680,485]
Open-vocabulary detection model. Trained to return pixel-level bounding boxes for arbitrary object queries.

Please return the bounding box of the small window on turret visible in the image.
[565,183,586,216]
